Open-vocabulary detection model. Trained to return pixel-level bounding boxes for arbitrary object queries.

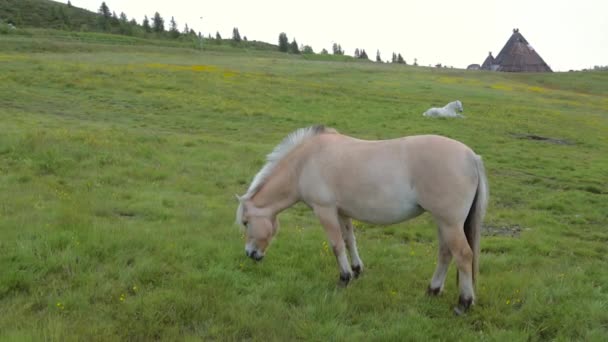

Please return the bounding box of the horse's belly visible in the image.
[338,189,424,225]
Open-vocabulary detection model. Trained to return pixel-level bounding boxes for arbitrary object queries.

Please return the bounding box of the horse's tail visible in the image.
[462,154,488,288]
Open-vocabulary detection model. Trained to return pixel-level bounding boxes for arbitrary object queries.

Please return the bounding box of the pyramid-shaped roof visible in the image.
[481,52,496,70]
[493,29,552,72]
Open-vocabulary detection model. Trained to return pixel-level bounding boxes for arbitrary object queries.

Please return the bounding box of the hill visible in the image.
[0,0,98,30]
[0,32,607,340]
[0,0,280,52]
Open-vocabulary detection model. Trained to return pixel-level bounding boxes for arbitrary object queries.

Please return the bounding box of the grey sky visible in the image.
[59,0,607,71]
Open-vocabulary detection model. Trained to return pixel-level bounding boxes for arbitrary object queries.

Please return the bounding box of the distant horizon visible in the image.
[56,0,608,71]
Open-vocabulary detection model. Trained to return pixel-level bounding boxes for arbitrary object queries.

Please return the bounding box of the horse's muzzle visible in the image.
[246,250,264,261]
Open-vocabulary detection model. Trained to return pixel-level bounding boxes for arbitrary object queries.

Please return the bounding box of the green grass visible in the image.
[1,32,607,341]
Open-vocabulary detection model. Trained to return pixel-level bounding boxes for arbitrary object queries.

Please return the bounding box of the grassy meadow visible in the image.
[1,31,607,341]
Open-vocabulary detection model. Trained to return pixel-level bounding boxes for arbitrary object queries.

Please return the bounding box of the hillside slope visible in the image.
[0,0,98,30]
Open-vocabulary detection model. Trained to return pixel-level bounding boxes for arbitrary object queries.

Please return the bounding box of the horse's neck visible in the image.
[251,162,299,215]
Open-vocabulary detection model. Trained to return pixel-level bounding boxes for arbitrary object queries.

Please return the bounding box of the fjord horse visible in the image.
[236,126,488,314]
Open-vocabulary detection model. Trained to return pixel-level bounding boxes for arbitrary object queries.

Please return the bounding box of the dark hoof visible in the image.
[338,272,352,287]
[453,306,466,316]
[454,295,473,316]
[427,286,441,296]
[352,265,362,278]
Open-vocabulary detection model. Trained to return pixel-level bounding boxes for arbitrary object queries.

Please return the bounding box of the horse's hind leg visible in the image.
[439,222,475,314]
[314,205,352,286]
[338,216,363,278]
[428,230,452,295]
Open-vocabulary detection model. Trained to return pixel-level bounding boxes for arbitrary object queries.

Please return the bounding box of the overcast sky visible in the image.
[59,0,607,71]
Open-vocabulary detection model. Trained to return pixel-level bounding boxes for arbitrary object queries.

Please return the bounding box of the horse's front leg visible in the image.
[339,216,364,278]
[314,205,352,286]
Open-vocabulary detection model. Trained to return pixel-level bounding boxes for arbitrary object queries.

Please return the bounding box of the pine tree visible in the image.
[392,52,397,63]
[376,50,382,62]
[111,11,119,27]
[142,16,151,33]
[152,12,164,33]
[118,12,132,35]
[232,27,242,42]
[360,49,368,60]
[169,16,179,38]
[216,31,222,40]
[332,43,343,55]
[67,1,72,7]
[354,48,360,58]
[290,38,300,54]
[278,32,289,52]
[98,2,111,18]
[97,2,111,31]
[398,53,406,64]
[183,23,190,35]
[321,48,328,54]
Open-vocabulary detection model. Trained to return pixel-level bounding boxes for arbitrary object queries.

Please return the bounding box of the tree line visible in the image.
[94,1,247,44]
[277,32,416,65]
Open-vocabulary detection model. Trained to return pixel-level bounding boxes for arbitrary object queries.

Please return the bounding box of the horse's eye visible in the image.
[242,221,248,226]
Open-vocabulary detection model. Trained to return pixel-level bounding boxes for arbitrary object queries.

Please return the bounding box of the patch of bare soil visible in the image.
[511,133,574,145]
[482,224,524,237]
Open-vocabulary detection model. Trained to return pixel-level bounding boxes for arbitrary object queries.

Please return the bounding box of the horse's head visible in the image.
[236,196,280,261]
[454,100,463,112]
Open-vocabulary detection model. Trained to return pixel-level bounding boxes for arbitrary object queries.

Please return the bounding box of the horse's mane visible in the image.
[445,100,462,110]
[236,125,336,225]
[243,125,337,201]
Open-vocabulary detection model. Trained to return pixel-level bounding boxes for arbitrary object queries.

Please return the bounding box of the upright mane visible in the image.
[243,125,337,200]
[236,125,336,226]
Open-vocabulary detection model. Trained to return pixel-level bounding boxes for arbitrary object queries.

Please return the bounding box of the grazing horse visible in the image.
[423,100,464,118]
[236,125,488,314]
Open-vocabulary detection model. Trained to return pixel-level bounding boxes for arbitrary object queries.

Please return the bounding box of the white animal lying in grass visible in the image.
[423,100,464,118]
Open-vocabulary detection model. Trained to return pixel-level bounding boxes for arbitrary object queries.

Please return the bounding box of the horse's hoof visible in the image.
[427,286,441,296]
[453,306,466,316]
[454,295,473,315]
[338,272,352,287]
[352,265,362,278]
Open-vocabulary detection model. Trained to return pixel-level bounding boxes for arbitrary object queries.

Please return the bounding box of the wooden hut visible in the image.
[482,29,552,72]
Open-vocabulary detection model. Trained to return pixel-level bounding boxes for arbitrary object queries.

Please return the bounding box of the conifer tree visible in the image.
[169,16,179,38]
[232,27,242,42]
[332,43,343,55]
[397,53,406,64]
[152,12,164,33]
[290,38,300,54]
[278,32,289,52]
[142,15,151,33]
[97,2,111,31]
